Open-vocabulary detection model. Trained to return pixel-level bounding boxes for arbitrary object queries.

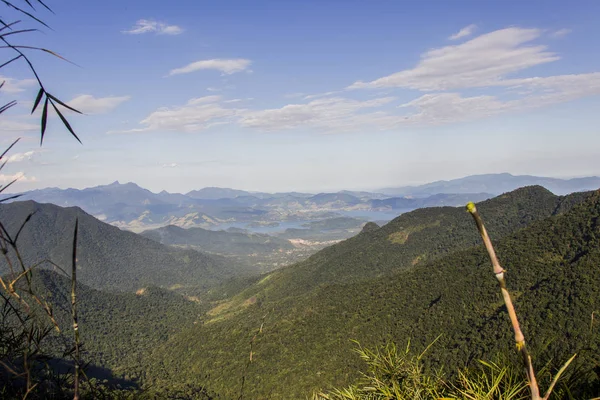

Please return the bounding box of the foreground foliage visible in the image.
[315,341,599,400]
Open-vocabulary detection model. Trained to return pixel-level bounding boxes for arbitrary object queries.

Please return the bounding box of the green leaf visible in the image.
[40,97,49,145]
[0,0,51,29]
[31,88,44,114]
[47,93,82,114]
[50,100,82,144]
[0,138,19,161]
[0,54,22,69]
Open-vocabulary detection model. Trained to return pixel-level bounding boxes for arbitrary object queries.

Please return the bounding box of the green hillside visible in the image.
[29,270,206,375]
[214,186,593,304]
[140,189,600,398]
[140,225,294,256]
[0,201,243,293]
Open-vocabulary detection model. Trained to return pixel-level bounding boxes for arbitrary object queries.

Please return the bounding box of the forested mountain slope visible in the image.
[26,270,206,377]
[0,201,243,292]
[140,224,294,255]
[217,186,594,303]
[143,189,600,398]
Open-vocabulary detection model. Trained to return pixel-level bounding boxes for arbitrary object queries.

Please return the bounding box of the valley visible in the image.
[2,184,599,398]
[2,2,600,398]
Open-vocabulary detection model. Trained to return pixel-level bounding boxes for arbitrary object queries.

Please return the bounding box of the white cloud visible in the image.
[0,119,38,131]
[113,95,242,134]
[284,92,306,99]
[449,24,477,40]
[304,91,343,100]
[5,150,37,163]
[349,27,558,91]
[116,24,600,135]
[0,171,37,183]
[398,93,509,125]
[240,96,396,131]
[161,163,178,168]
[119,72,600,134]
[0,76,36,94]
[68,95,131,114]
[396,72,600,126]
[503,72,600,109]
[168,59,251,76]
[122,19,183,35]
[551,28,571,38]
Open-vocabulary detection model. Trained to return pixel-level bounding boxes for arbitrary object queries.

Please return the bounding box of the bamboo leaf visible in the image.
[36,0,53,13]
[23,0,35,10]
[47,93,82,114]
[0,28,37,39]
[0,100,17,114]
[0,138,20,161]
[0,178,18,195]
[31,88,44,114]
[14,212,36,244]
[0,194,22,203]
[50,101,82,143]
[0,53,22,69]
[0,0,51,29]
[542,353,577,400]
[40,97,48,145]
[0,19,21,31]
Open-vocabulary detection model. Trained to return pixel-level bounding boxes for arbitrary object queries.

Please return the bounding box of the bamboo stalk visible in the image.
[71,218,80,400]
[466,202,542,400]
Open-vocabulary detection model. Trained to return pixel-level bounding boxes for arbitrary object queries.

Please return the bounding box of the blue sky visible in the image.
[2,0,600,193]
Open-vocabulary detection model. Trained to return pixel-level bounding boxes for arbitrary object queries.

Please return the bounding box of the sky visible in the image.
[1,0,600,193]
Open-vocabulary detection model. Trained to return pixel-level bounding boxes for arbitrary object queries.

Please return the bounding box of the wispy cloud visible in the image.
[0,119,38,132]
[120,26,600,134]
[449,24,477,40]
[240,97,396,131]
[161,163,178,168]
[122,19,183,35]
[68,95,131,114]
[111,96,242,134]
[0,171,37,183]
[349,27,558,91]
[551,28,572,38]
[304,91,344,100]
[0,75,36,94]
[168,59,251,76]
[5,150,37,163]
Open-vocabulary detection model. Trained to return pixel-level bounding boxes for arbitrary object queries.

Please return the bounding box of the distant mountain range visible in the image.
[4,173,598,233]
[380,173,600,196]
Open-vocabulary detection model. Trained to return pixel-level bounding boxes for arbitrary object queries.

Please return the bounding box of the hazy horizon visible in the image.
[6,171,600,196]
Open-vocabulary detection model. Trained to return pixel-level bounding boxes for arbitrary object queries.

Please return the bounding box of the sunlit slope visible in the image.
[143,188,599,398]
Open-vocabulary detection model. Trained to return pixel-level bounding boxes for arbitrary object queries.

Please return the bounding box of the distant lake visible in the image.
[211,208,414,234]
[337,209,413,222]
[211,220,308,234]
